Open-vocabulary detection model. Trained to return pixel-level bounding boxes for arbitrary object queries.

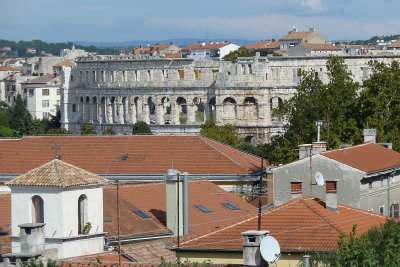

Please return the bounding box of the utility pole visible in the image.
[117,180,121,266]
[177,173,180,259]
[309,145,313,196]
[258,157,264,231]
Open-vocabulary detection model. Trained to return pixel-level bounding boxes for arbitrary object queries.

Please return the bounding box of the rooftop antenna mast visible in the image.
[258,156,264,230]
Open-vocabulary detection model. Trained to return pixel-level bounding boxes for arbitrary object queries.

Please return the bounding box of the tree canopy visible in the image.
[200,120,243,147]
[222,47,255,63]
[132,121,152,135]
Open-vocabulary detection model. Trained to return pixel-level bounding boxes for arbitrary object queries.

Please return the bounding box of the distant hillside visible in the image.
[351,34,400,45]
[75,38,257,48]
[0,39,124,58]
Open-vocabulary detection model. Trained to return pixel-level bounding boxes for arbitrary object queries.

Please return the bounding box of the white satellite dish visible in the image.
[260,236,281,263]
[315,171,325,186]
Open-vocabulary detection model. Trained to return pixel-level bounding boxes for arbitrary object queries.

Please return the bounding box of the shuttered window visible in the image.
[178,70,184,79]
[291,182,302,194]
[194,69,201,79]
[326,181,337,193]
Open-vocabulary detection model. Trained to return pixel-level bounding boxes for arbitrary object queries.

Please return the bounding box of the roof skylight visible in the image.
[222,202,240,210]
[132,209,152,218]
[195,205,213,213]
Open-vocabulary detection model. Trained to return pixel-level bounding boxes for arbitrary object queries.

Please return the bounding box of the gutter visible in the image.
[107,233,173,246]
[363,164,400,178]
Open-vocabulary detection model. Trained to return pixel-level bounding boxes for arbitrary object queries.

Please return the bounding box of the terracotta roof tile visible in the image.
[25,74,58,84]
[175,196,389,252]
[182,43,231,51]
[321,142,400,173]
[280,32,313,41]
[300,43,341,51]
[60,251,133,265]
[0,136,263,175]
[0,66,22,72]
[245,42,280,50]
[53,59,73,67]
[388,40,400,48]
[5,159,108,188]
[122,238,177,263]
[104,180,257,238]
[164,53,181,58]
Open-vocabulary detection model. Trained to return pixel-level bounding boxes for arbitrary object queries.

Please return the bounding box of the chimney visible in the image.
[299,144,312,159]
[346,41,350,46]
[165,169,184,236]
[272,38,276,42]
[170,41,173,45]
[325,181,338,212]
[242,230,269,266]
[363,128,376,143]
[312,142,327,155]
[39,57,42,62]
[19,223,46,253]
[25,57,28,62]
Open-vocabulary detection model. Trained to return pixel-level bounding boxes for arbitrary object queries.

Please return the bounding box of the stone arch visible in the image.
[110,96,116,123]
[32,195,44,223]
[243,97,258,119]
[134,97,140,122]
[99,97,106,123]
[79,96,84,121]
[270,97,283,122]
[245,136,259,145]
[91,96,98,122]
[161,97,171,124]
[208,97,216,120]
[122,96,128,123]
[148,97,156,124]
[222,97,237,119]
[84,96,90,121]
[193,97,205,123]
[78,194,88,234]
[176,97,187,124]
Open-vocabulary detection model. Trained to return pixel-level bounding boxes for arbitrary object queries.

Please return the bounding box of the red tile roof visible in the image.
[0,66,22,72]
[280,32,313,41]
[0,195,11,254]
[388,40,400,48]
[182,43,231,51]
[25,74,58,84]
[321,142,400,173]
[122,238,177,263]
[59,251,133,265]
[164,53,181,58]
[0,136,263,175]
[174,196,389,252]
[6,159,108,188]
[104,180,257,238]
[53,59,73,67]
[300,43,340,51]
[148,44,172,54]
[245,42,280,50]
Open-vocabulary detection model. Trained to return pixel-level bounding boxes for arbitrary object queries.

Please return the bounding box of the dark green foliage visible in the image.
[351,34,400,46]
[132,121,152,135]
[237,142,261,156]
[0,39,124,58]
[8,94,33,135]
[48,109,61,129]
[200,120,243,147]
[306,220,400,266]
[81,122,97,135]
[0,126,17,137]
[47,128,72,135]
[222,47,255,63]
[0,111,10,128]
[22,259,57,267]
[102,127,116,135]
[265,57,362,164]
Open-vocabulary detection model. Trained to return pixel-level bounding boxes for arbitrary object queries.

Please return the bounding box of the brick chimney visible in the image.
[326,181,338,212]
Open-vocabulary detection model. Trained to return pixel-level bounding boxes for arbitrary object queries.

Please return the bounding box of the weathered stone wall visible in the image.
[63,54,400,142]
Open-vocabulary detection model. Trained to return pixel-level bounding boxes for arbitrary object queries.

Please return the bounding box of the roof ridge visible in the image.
[53,160,67,187]
[321,142,371,154]
[299,198,342,235]
[198,136,251,173]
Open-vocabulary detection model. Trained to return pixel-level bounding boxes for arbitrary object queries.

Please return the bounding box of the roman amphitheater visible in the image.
[61,54,400,143]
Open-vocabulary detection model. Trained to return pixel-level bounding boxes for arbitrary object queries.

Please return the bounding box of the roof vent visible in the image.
[120,155,128,161]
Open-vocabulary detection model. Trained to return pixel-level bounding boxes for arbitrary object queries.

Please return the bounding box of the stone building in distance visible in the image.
[62,54,400,143]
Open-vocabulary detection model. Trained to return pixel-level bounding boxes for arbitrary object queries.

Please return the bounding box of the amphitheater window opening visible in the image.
[243,97,258,118]
[194,97,205,122]
[222,97,237,119]
[177,97,187,125]
[111,97,116,123]
[270,97,283,110]
[194,69,201,79]
[245,136,258,145]
[99,97,106,122]
[161,97,171,115]
[148,97,156,116]
[208,97,216,120]
[122,97,128,123]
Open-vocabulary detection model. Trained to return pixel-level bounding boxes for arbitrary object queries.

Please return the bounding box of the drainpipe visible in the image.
[183,172,189,235]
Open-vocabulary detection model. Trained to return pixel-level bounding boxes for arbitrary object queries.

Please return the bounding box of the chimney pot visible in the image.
[242,230,269,266]
[363,129,376,143]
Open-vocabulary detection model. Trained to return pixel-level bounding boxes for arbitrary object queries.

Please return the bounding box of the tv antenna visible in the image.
[260,235,281,264]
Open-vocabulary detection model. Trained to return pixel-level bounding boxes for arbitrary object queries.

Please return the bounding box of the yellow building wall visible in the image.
[178,251,303,267]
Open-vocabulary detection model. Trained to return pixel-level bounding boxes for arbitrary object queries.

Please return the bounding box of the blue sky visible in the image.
[1,0,399,42]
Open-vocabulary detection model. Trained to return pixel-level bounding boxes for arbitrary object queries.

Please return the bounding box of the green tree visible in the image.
[81,122,97,135]
[359,60,400,151]
[102,126,116,135]
[47,128,72,135]
[9,94,33,135]
[307,220,400,266]
[222,47,255,63]
[200,120,243,147]
[265,57,361,164]
[132,121,152,135]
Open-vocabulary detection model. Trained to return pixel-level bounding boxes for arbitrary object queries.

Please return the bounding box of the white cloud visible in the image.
[296,0,323,11]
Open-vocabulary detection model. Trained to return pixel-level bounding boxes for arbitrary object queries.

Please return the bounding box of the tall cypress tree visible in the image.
[9,94,33,135]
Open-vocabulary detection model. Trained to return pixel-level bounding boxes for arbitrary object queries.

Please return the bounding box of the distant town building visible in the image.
[279,27,326,51]
[26,48,36,54]
[245,39,280,52]
[60,44,88,60]
[133,42,181,58]
[288,43,342,56]
[181,41,240,60]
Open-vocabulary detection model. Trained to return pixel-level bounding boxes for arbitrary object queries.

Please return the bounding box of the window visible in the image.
[42,100,49,107]
[57,89,60,95]
[326,181,337,193]
[132,210,152,218]
[78,194,88,234]
[42,89,49,96]
[32,195,44,223]
[390,203,399,218]
[291,182,302,194]
[380,206,384,215]
[194,69,201,79]
[56,100,60,106]
[195,205,213,213]
[178,70,184,79]
[72,104,76,112]
[103,217,111,222]
[29,89,34,97]
[43,112,50,119]
[212,69,219,78]
[222,202,240,210]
